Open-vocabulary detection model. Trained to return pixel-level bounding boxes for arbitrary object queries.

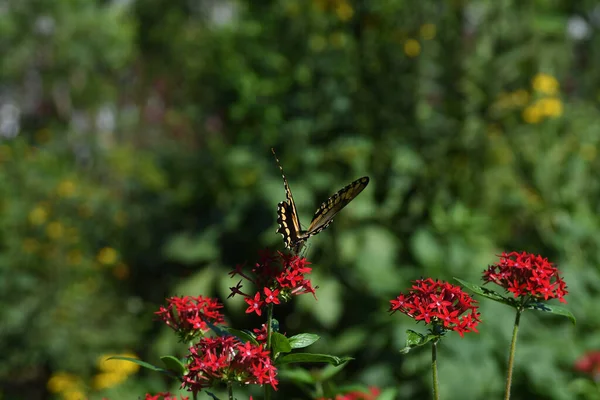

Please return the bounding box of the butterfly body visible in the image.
[272,149,369,253]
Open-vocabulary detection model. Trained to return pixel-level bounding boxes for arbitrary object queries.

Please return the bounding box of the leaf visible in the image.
[526,302,576,324]
[107,356,175,378]
[271,332,292,356]
[276,353,353,366]
[224,328,258,344]
[454,278,516,307]
[160,356,187,376]
[399,330,438,354]
[289,333,320,349]
[205,391,220,400]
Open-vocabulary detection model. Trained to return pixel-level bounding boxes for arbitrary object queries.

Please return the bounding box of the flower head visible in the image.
[574,351,600,381]
[483,251,568,303]
[182,336,277,393]
[145,393,189,400]
[389,278,480,337]
[316,386,381,400]
[155,296,225,341]
[229,250,316,316]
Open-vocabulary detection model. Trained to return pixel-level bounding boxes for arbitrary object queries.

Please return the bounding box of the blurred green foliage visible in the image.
[1,0,600,399]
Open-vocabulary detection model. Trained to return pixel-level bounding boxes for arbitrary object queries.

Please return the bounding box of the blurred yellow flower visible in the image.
[57,180,76,198]
[29,206,48,225]
[510,89,530,107]
[46,222,65,240]
[335,1,354,21]
[63,390,87,400]
[22,238,39,254]
[47,372,80,393]
[522,105,542,124]
[404,39,421,57]
[420,23,436,40]
[532,73,559,95]
[98,352,140,374]
[113,262,130,280]
[93,372,126,390]
[97,247,118,265]
[67,250,83,265]
[538,97,563,117]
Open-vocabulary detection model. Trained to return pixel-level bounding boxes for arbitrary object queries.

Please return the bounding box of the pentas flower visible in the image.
[390,278,480,337]
[145,393,189,400]
[229,250,316,316]
[155,296,225,341]
[316,387,381,400]
[182,336,278,394]
[483,251,568,303]
[574,351,600,381]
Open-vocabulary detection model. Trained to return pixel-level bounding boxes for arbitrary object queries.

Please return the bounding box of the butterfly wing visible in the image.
[306,176,369,235]
[272,149,303,250]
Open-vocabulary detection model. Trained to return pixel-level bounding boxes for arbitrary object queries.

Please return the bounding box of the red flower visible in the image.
[155,296,225,340]
[390,278,480,337]
[145,393,189,400]
[316,386,381,400]
[183,336,278,393]
[230,250,316,316]
[483,251,568,303]
[574,351,600,380]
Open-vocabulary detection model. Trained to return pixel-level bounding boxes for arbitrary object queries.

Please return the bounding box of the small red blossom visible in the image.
[230,250,316,316]
[145,393,189,400]
[182,336,278,394]
[155,296,225,340]
[483,251,568,303]
[389,278,480,337]
[574,351,600,381]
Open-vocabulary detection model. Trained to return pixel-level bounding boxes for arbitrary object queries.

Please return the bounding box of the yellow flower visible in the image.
[532,73,559,95]
[95,353,140,389]
[93,372,126,390]
[22,238,39,253]
[67,250,83,265]
[537,97,563,117]
[420,23,436,40]
[522,105,543,124]
[510,89,530,107]
[404,39,421,57]
[57,180,76,198]
[47,372,80,393]
[335,1,354,21]
[29,206,48,225]
[97,247,118,265]
[63,390,87,400]
[46,222,65,240]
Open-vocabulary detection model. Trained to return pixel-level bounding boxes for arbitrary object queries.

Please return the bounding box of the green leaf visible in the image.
[399,330,438,354]
[160,356,187,376]
[276,353,353,366]
[526,302,576,324]
[107,356,175,378]
[288,333,320,349]
[224,328,258,344]
[271,332,292,356]
[454,278,516,307]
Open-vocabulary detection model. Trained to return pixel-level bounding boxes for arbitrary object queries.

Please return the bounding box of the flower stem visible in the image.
[264,303,274,400]
[432,339,439,400]
[227,381,233,400]
[504,308,522,400]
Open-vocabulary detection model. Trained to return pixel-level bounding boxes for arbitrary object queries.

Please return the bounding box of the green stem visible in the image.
[228,381,234,400]
[504,309,522,400]
[432,339,439,400]
[264,303,274,400]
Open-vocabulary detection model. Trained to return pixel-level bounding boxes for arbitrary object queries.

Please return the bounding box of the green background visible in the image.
[0,1,597,399]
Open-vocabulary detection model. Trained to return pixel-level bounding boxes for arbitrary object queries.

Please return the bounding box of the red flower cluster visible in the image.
[483,251,568,303]
[183,336,278,393]
[155,296,225,340]
[145,393,189,400]
[317,387,381,400]
[389,278,480,337]
[229,250,316,316]
[574,351,600,380]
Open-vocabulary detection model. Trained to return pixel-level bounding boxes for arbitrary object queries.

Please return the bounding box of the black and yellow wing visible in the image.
[272,149,303,251]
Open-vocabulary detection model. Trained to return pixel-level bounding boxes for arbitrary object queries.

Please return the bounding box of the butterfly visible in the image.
[272,148,369,254]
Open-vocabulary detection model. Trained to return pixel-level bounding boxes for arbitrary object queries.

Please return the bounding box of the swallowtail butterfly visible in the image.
[272,148,369,253]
